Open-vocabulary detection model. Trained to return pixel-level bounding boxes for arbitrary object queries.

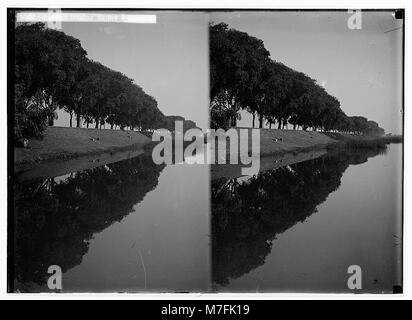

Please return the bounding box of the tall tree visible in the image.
[209,23,270,127]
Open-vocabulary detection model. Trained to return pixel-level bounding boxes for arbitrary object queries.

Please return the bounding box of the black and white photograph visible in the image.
[5,4,405,300]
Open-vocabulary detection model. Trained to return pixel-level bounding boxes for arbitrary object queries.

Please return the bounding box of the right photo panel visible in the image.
[209,10,403,293]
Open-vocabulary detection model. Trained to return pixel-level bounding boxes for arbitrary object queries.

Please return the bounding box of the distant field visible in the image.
[258,128,337,155]
[14,126,151,165]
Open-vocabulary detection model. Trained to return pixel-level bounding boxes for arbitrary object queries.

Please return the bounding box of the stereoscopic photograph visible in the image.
[8,9,403,293]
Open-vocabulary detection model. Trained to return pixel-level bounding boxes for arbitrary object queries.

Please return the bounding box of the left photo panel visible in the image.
[9,9,211,293]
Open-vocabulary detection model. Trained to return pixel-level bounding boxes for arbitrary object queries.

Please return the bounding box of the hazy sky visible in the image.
[212,11,403,134]
[55,10,403,134]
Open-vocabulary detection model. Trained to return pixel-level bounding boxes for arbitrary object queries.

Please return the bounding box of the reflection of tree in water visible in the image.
[212,148,386,286]
[14,154,165,288]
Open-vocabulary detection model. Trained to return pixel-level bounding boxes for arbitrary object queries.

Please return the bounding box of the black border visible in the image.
[7,8,15,294]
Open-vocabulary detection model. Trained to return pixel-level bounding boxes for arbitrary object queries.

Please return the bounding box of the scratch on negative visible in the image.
[138,249,147,289]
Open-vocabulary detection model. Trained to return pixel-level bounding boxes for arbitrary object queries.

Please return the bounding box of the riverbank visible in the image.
[212,128,402,180]
[216,128,402,157]
[211,128,336,160]
[257,128,336,156]
[14,126,151,166]
[14,126,402,178]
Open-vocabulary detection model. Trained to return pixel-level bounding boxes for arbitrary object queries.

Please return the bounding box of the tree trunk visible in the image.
[69,112,73,127]
[95,118,99,129]
[269,122,272,129]
[76,113,81,128]
[293,124,297,130]
[259,114,263,129]
[231,116,237,127]
[252,113,255,128]
[48,115,54,126]
[278,121,282,129]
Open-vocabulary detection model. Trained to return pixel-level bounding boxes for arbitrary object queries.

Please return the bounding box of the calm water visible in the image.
[14,153,210,292]
[212,144,402,293]
[13,144,402,293]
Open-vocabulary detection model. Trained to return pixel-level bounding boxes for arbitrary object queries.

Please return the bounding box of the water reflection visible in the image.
[13,142,400,292]
[14,153,165,289]
[211,148,389,287]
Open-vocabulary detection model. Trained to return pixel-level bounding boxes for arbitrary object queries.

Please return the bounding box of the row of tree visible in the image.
[209,23,384,136]
[14,23,197,141]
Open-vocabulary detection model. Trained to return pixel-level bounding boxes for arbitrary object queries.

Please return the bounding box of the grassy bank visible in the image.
[14,127,402,169]
[14,126,151,165]
[213,128,337,159]
[211,129,402,180]
[258,128,336,156]
[213,128,403,165]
